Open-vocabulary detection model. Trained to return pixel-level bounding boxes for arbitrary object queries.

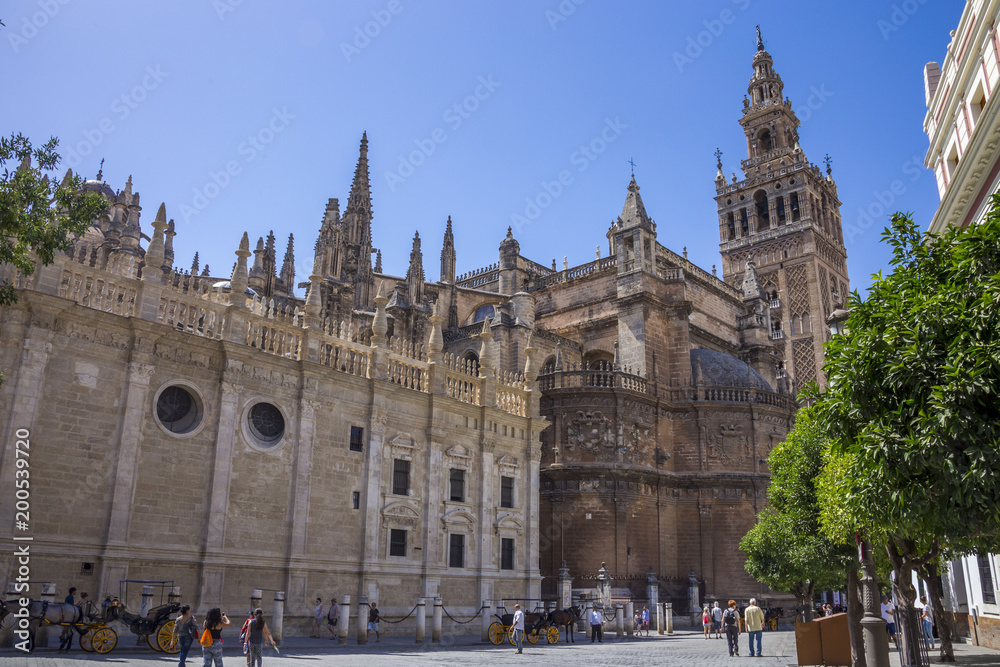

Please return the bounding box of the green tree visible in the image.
[740,408,854,622]
[0,133,107,307]
[812,198,1000,663]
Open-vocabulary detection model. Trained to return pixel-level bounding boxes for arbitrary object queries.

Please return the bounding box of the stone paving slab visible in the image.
[3,629,999,666]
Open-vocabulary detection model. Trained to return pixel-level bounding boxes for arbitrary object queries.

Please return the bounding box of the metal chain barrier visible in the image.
[379,603,419,624]
[441,604,486,625]
[602,608,616,622]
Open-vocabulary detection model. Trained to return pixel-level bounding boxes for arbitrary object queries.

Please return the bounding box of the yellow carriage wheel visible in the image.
[488,622,506,645]
[157,620,180,653]
[91,626,118,654]
[80,629,94,652]
[547,626,559,644]
[527,629,540,644]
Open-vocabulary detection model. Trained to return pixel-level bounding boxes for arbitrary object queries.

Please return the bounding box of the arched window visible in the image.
[759,129,773,152]
[754,190,769,230]
[740,208,749,237]
[472,304,495,324]
[790,192,801,222]
[583,351,614,371]
[776,196,786,225]
[541,356,556,375]
[726,212,736,241]
[464,351,480,375]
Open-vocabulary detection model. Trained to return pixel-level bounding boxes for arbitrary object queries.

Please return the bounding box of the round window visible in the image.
[248,402,285,444]
[155,385,202,435]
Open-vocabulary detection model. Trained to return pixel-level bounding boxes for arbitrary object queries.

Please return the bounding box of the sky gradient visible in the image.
[3,1,963,296]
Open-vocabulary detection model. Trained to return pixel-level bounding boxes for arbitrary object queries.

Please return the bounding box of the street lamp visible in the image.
[827,307,850,337]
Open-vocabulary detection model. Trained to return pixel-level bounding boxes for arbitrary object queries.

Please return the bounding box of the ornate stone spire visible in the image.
[618,175,653,231]
[406,231,425,307]
[440,215,455,283]
[340,133,375,308]
[143,202,167,278]
[163,219,175,271]
[374,249,382,273]
[191,252,200,275]
[249,236,266,291]
[280,233,295,296]
[262,230,277,297]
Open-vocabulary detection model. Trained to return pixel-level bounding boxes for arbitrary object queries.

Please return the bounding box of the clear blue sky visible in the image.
[2,1,962,296]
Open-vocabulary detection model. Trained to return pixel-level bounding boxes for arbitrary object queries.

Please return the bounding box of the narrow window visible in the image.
[450,468,465,502]
[350,426,364,452]
[393,459,410,496]
[979,555,996,604]
[449,534,465,568]
[352,491,360,510]
[740,208,749,237]
[389,529,407,557]
[501,538,515,570]
[776,196,786,224]
[726,212,735,241]
[500,476,514,508]
[790,192,801,221]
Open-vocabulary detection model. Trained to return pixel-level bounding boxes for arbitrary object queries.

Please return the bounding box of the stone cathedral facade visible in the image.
[0,37,846,630]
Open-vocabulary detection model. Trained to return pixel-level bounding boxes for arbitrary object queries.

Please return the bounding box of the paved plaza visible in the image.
[4,629,1000,666]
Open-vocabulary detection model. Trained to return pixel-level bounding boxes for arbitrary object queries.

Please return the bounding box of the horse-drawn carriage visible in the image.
[0,579,182,654]
[486,601,581,646]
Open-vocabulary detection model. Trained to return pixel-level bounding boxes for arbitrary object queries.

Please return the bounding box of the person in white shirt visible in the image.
[512,604,525,654]
[919,596,935,650]
[880,595,896,646]
[311,598,323,638]
[712,602,724,639]
[590,606,604,643]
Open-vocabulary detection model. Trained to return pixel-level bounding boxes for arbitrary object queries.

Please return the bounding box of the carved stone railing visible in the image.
[538,368,648,394]
[664,385,795,410]
[528,256,616,291]
[319,338,371,379]
[159,294,227,340]
[58,263,139,317]
[387,354,426,392]
[246,314,302,360]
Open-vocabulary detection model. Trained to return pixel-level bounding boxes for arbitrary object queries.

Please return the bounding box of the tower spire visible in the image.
[440,215,456,283]
[280,233,295,296]
[406,230,425,306]
[339,132,375,308]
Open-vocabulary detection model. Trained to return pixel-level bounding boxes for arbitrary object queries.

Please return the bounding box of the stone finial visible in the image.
[191,252,200,275]
[478,318,495,379]
[372,282,389,344]
[428,297,444,359]
[143,202,168,278]
[613,340,620,370]
[60,167,74,189]
[230,232,251,304]
[523,331,537,383]
[555,341,563,371]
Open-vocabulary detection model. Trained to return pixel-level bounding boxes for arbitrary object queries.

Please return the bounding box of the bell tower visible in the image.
[715,28,850,391]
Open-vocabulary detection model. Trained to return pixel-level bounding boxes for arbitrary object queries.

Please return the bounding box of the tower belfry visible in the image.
[715,29,850,390]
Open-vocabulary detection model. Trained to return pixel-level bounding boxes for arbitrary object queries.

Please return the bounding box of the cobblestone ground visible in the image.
[4,630,1000,666]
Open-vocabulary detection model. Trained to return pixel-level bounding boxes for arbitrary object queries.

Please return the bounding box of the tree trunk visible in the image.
[794,581,816,622]
[847,566,867,667]
[919,561,955,662]
[887,538,924,666]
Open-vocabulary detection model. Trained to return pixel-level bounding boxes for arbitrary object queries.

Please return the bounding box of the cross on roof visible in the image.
[628,157,636,175]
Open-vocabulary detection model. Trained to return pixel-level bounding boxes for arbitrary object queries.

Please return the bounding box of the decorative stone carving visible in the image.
[703,423,751,465]
[565,410,612,453]
[445,444,472,470]
[381,500,420,530]
[495,453,520,473]
[388,432,418,460]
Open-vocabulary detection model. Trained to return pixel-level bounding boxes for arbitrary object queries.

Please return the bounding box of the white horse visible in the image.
[0,598,90,652]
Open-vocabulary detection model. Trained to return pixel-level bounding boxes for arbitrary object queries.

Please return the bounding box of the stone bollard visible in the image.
[251,589,263,615]
[626,601,634,636]
[616,603,624,637]
[141,585,154,618]
[357,595,368,644]
[584,601,593,636]
[415,598,426,643]
[337,595,351,645]
[665,602,674,634]
[272,591,285,644]
[481,600,492,642]
[432,598,443,642]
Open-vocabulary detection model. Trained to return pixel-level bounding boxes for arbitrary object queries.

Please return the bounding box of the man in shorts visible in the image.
[712,601,724,639]
[881,595,896,645]
[366,601,380,642]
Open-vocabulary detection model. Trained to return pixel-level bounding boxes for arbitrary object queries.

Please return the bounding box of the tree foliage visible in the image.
[741,407,853,612]
[0,133,107,307]
[812,202,1000,550]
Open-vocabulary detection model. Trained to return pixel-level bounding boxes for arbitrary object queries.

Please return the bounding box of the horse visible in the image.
[0,598,91,653]
[547,605,582,643]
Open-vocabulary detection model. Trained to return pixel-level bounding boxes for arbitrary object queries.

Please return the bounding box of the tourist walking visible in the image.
[327,597,340,639]
[512,603,525,654]
[703,605,711,639]
[641,606,649,636]
[201,607,231,667]
[244,609,275,667]
[169,604,198,667]
[311,598,323,637]
[744,597,765,657]
[590,606,603,643]
[919,596,935,650]
[880,595,896,646]
[723,599,741,657]
[712,601,724,639]
[366,601,380,642]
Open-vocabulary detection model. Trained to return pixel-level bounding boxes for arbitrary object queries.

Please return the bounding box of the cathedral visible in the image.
[0,34,847,631]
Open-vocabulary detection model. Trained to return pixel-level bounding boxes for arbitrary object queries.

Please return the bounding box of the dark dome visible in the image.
[690,349,772,391]
[82,179,116,199]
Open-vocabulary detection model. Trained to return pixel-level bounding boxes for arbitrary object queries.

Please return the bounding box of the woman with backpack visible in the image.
[703,605,711,639]
[200,608,230,667]
[723,599,741,657]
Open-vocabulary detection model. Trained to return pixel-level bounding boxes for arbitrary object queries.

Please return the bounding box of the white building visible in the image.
[923,0,1000,649]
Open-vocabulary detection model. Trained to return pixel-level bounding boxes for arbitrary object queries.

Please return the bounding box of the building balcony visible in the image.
[770,330,784,340]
